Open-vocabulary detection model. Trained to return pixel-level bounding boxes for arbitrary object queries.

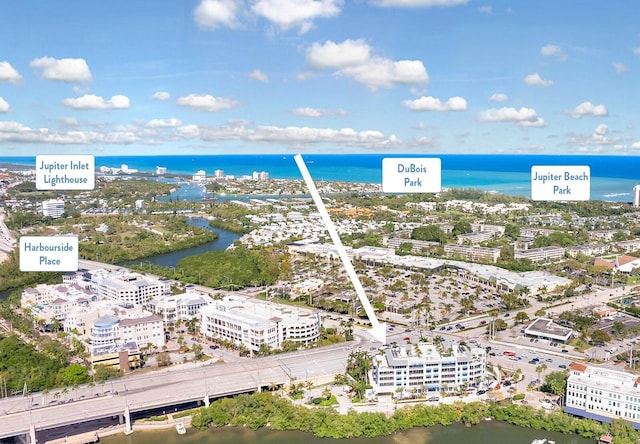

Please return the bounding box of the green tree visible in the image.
[590,329,611,344]
[541,371,567,396]
[411,225,446,243]
[57,363,90,387]
[515,311,530,324]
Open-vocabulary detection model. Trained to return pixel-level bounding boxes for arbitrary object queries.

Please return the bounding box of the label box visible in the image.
[20,236,79,272]
[36,154,95,190]
[382,158,441,193]
[531,165,590,201]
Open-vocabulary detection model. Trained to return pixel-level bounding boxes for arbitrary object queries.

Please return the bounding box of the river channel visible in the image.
[102,420,594,444]
[119,216,240,269]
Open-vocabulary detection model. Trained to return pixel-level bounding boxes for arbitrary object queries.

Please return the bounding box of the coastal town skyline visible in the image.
[0,1,639,156]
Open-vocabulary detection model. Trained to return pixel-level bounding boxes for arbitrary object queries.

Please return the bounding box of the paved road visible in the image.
[0,342,354,440]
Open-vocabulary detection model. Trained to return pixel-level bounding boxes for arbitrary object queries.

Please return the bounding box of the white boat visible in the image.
[175,422,186,435]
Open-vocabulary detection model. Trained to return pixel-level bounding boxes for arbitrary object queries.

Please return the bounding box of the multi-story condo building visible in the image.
[146,286,211,327]
[566,362,640,427]
[41,198,65,218]
[90,313,164,349]
[199,295,320,352]
[371,342,487,396]
[633,185,640,208]
[616,239,640,254]
[90,269,170,305]
[514,246,566,263]
[566,244,610,258]
[457,231,495,245]
[444,244,501,263]
[119,314,165,348]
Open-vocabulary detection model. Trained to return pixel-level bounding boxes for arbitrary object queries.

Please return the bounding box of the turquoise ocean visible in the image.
[2,153,640,201]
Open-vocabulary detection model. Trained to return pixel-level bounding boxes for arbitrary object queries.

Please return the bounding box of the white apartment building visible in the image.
[566,362,640,427]
[90,269,170,305]
[514,246,566,263]
[633,185,640,208]
[90,313,164,349]
[21,283,97,324]
[444,244,501,263]
[372,342,487,395]
[41,198,65,218]
[146,287,212,326]
[192,170,206,182]
[457,231,496,245]
[199,295,320,352]
[120,314,165,348]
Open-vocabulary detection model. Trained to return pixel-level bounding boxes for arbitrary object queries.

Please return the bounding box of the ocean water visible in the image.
[2,154,640,202]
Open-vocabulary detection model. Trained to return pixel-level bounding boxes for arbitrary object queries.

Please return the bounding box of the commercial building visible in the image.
[41,199,65,218]
[91,342,141,372]
[146,286,212,327]
[523,317,575,343]
[371,342,487,395]
[566,363,640,427]
[90,269,170,305]
[199,295,320,352]
[90,313,164,350]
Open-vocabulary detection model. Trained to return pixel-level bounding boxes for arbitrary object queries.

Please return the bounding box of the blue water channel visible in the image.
[119,216,240,269]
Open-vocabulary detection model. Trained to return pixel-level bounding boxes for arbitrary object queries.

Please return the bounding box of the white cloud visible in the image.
[62,94,130,110]
[306,39,372,69]
[307,39,428,90]
[594,124,608,136]
[478,106,545,127]
[146,118,183,128]
[193,0,242,29]
[488,93,508,102]
[371,0,468,7]
[403,96,467,111]
[569,101,608,118]
[635,48,640,55]
[0,97,9,113]
[612,62,629,73]
[177,93,239,112]
[540,44,566,61]
[251,0,342,34]
[291,107,347,117]
[249,69,269,83]
[30,57,92,83]
[152,91,171,101]
[0,120,139,145]
[477,5,493,14]
[0,61,22,84]
[523,72,553,87]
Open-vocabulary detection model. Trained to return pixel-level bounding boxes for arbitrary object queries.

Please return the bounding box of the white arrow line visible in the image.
[294,154,386,344]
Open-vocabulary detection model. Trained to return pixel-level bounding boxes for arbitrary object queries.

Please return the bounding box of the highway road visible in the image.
[0,342,354,441]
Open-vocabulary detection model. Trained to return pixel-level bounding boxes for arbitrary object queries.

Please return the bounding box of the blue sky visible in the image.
[0,0,639,156]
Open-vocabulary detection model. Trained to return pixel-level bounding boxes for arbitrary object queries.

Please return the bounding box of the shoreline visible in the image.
[42,415,192,444]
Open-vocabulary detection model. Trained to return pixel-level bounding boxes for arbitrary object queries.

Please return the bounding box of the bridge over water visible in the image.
[0,344,350,443]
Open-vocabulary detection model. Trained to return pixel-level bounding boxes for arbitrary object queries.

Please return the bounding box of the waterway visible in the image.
[119,216,240,269]
[102,421,594,444]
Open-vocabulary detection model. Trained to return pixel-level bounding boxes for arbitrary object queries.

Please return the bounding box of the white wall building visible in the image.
[90,313,164,349]
[566,362,640,427]
[41,199,65,218]
[192,170,207,182]
[199,295,320,352]
[90,269,170,305]
[146,286,212,326]
[633,185,640,208]
[372,342,487,395]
